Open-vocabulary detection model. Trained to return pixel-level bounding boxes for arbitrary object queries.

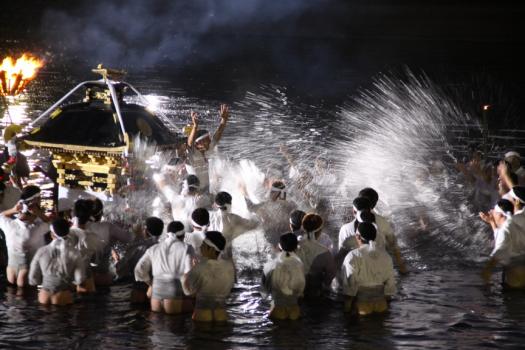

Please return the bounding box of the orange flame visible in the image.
[0,54,44,96]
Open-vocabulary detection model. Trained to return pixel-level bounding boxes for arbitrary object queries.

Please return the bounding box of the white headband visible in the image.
[191,218,208,231]
[271,185,285,193]
[505,151,521,159]
[494,204,511,218]
[22,192,40,203]
[203,238,221,252]
[195,132,211,143]
[168,226,186,237]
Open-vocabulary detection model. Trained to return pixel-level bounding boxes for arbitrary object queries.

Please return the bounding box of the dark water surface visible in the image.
[3,43,525,348]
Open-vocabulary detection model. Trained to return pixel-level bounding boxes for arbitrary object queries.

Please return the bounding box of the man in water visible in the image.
[161,174,212,231]
[86,198,133,287]
[358,187,407,274]
[186,104,230,192]
[296,213,336,298]
[341,222,396,316]
[29,218,86,306]
[482,186,525,288]
[263,232,305,320]
[135,221,195,314]
[186,208,210,254]
[248,180,297,248]
[182,231,235,322]
[209,191,259,258]
[0,185,49,288]
[114,217,164,303]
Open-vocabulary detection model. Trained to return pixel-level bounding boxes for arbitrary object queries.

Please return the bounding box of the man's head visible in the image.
[352,196,372,215]
[184,175,200,195]
[191,208,210,231]
[279,232,298,255]
[302,213,323,240]
[167,221,186,240]
[201,231,226,258]
[51,218,70,239]
[504,151,521,172]
[215,191,232,211]
[20,185,41,213]
[357,222,377,244]
[493,199,513,225]
[145,216,164,237]
[270,180,286,201]
[358,188,379,209]
[289,209,306,232]
[73,199,94,225]
[195,129,211,151]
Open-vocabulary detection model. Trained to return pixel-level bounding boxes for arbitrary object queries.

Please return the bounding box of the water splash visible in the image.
[331,70,492,264]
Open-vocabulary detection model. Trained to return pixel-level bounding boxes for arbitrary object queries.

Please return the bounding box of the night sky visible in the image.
[1,1,524,108]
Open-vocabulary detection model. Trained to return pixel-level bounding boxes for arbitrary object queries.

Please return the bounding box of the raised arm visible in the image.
[187,111,199,148]
[212,104,229,145]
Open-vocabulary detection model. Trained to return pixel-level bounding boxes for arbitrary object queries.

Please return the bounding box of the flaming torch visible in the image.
[0,54,44,96]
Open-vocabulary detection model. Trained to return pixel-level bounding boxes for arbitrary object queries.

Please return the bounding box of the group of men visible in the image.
[3,104,523,323]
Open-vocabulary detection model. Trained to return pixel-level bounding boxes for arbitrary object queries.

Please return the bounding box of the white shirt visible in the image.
[182,256,235,301]
[263,252,305,297]
[209,209,259,243]
[338,219,387,252]
[135,234,194,284]
[29,237,86,287]
[186,141,217,190]
[491,209,525,264]
[185,229,206,253]
[341,243,396,297]
[0,215,49,265]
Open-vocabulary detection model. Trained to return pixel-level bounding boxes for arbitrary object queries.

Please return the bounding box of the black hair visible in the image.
[74,199,94,225]
[302,213,323,239]
[204,231,226,254]
[145,217,164,236]
[352,196,372,211]
[354,211,376,231]
[358,188,379,208]
[215,191,232,209]
[271,180,286,190]
[167,221,185,233]
[280,232,298,256]
[52,218,70,237]
[20,185,41,202]
[289,209,306,231]
[185,174,200,194]
[357,222,377,243]
[496,199,514,214]
[191,208,210,227]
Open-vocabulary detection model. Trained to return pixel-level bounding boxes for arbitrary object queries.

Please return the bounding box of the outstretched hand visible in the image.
[191,111,199,126]
[219,104,229,122]
[479,211,493,224]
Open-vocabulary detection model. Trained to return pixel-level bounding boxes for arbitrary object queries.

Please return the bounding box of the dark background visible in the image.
[1,0,524,126]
